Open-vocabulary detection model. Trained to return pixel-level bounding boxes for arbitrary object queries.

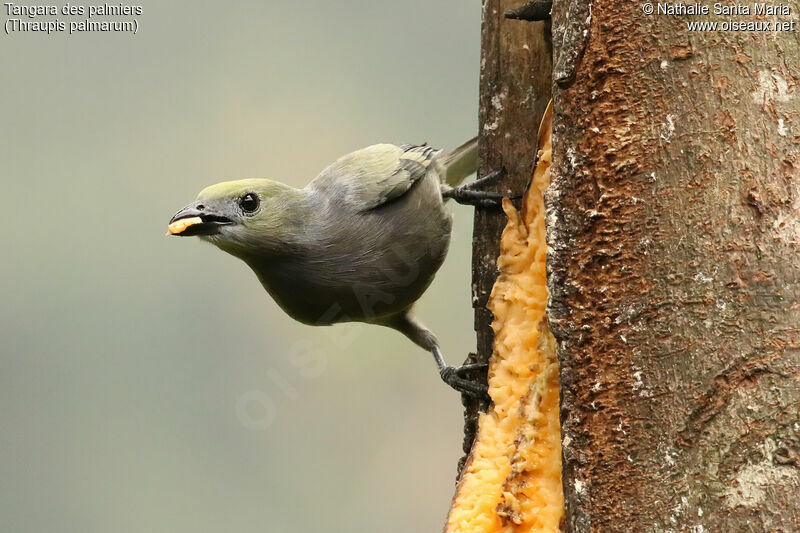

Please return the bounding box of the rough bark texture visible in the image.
[462,0,553,464]
[547,1,800,531]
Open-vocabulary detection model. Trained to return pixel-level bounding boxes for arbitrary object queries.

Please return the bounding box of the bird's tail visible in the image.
[438,136,478,186]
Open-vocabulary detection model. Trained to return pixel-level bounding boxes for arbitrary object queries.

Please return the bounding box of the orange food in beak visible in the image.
[167,217,203,235]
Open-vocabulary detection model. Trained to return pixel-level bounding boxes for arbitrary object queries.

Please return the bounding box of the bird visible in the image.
[167,138,506,396]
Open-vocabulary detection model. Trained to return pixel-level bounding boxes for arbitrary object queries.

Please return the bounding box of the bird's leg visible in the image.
[442,169,517,208]
[432,346,489,398]
[388,313,489,399]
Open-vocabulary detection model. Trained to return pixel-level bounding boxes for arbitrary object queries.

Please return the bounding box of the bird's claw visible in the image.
[453,362,489,375]
[440,365,490,399]
[443,169,513,208]
[471,169,506,188]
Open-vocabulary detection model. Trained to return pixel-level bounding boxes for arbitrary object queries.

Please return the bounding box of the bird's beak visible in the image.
[167,201,233,236]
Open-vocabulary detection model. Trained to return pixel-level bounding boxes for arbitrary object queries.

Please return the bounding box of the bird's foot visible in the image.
[466,168,506,189]
[442,169,517,208]
[431,346,490,400]
[440,365,490,399]
[453,362,489,374]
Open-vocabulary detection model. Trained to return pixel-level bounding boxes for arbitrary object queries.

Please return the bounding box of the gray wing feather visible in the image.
[308,143,442,211]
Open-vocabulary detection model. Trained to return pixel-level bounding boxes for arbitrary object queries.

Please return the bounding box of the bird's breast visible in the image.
[249,174,452,326]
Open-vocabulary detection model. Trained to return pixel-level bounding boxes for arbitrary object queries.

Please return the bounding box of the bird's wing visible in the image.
[309,143,440,211]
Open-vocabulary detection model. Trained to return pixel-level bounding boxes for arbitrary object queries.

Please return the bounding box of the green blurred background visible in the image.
[0,1,480,531]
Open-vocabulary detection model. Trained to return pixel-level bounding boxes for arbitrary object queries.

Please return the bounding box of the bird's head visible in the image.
[168,178,302,258]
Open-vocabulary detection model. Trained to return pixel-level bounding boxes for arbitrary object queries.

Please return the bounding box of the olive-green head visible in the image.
[168,178,304,258]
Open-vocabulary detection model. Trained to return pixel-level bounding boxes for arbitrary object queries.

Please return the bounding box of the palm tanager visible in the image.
[168,138,506,396]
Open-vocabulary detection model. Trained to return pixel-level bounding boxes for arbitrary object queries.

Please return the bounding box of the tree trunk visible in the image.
[462,0,553,465]
[453,0,800,531]
[549,0,800,531]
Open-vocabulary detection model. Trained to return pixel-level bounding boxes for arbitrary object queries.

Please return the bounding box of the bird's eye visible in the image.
[239,192,260,213]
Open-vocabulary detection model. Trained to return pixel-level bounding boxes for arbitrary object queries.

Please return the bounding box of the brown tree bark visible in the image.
[457,0,800,531]
[548,1,800,531]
